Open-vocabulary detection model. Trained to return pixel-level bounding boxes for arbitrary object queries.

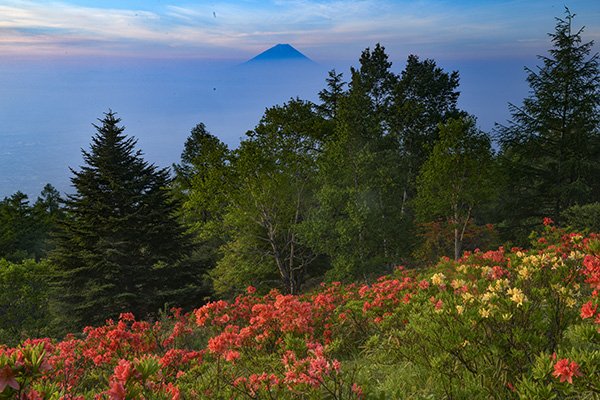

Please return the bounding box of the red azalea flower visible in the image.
[108,381,127,400]
[0,366,19,392]
[552,358,583,384]
[581,301,597,319]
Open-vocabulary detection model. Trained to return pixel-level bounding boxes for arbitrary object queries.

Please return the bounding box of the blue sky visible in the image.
[1,0,598,62]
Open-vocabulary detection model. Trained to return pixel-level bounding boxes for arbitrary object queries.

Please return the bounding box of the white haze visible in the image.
[0,56,530,198]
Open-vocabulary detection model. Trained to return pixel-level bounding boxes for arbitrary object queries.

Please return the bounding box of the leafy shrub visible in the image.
[562,202,600,232]
[0,223,598,398]
[0,259,52,346]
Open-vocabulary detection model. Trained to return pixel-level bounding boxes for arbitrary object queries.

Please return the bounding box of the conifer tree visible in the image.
[52,111,191,329]
[317,69,346,120]
[498,9,600,233]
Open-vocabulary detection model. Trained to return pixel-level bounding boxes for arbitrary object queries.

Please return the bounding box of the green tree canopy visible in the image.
[497,9,600,235]
[0,185,63,262]
[212,99,327,295]
[52,111,192,330]
[415,117,496,260]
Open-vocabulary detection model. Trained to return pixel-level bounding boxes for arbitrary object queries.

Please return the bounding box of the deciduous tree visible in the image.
[415,117,496,260]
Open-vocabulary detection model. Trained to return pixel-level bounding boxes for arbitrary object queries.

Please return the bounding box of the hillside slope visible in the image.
[1,222,599,399]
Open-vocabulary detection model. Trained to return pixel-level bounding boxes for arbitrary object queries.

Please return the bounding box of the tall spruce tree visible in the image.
[498,9,600,234]
[52,111,191,330]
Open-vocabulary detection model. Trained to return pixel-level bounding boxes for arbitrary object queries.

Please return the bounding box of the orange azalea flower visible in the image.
[581,301,597,319]
[552,359,583,384]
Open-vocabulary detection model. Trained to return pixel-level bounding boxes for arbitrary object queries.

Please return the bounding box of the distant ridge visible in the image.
[245,44,314,64]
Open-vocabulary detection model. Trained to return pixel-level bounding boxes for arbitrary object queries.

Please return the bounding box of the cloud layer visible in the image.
[0,0,598,61]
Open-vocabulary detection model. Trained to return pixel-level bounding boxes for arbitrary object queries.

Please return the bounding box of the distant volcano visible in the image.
[245,44,314,64]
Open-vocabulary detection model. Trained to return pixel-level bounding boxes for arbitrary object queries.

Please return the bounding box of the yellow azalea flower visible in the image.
[456,305,464,315]
[479,308,490,318]
[481,291,496,303]
[506,287,526,307]
[480,266,491,278]
[461,292,474,303]
[565,297,576,308]
[495,279,509,291]
[431,273,446,286]
[451,279,466,289]
[456,264,469,274]
[518,266,531,280]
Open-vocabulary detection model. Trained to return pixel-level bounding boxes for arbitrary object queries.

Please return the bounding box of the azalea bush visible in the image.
[0,221,599,398]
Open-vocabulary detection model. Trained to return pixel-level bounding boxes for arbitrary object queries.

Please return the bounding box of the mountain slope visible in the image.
[245,44,314,64]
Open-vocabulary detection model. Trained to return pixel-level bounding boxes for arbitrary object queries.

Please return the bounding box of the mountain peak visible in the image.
[246,44,313,63]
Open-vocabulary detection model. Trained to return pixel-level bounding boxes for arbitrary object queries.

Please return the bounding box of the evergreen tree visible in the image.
[52,111,191,330]
[0,185,64,261]
[317,69,346,120]
[32,184,64,258]
[0,192,35,261]
[498,9,600,234]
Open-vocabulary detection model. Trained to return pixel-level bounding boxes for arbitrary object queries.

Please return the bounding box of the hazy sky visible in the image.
[1,0,599,197]
[2,0,598,61]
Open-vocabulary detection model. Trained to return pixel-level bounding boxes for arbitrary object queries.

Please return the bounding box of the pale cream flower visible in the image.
[431,273,446,286]
[507,287,526,307]
[518,266,531,280]
[481,291,496,303]
[461,292,474,303]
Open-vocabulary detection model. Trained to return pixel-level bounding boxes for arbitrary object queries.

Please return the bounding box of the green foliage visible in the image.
[172,123,232,301]
[305,46,465,281]
[51,111,193,330]
[562,202,600,232]
[391,54,461,211]
[173,122,232,239]
[498,9,600,236]
[215,99,328,295]
[0,259,52,345]
[0,185,63,262]
[415,116,496,260]
[304,45,404,280]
